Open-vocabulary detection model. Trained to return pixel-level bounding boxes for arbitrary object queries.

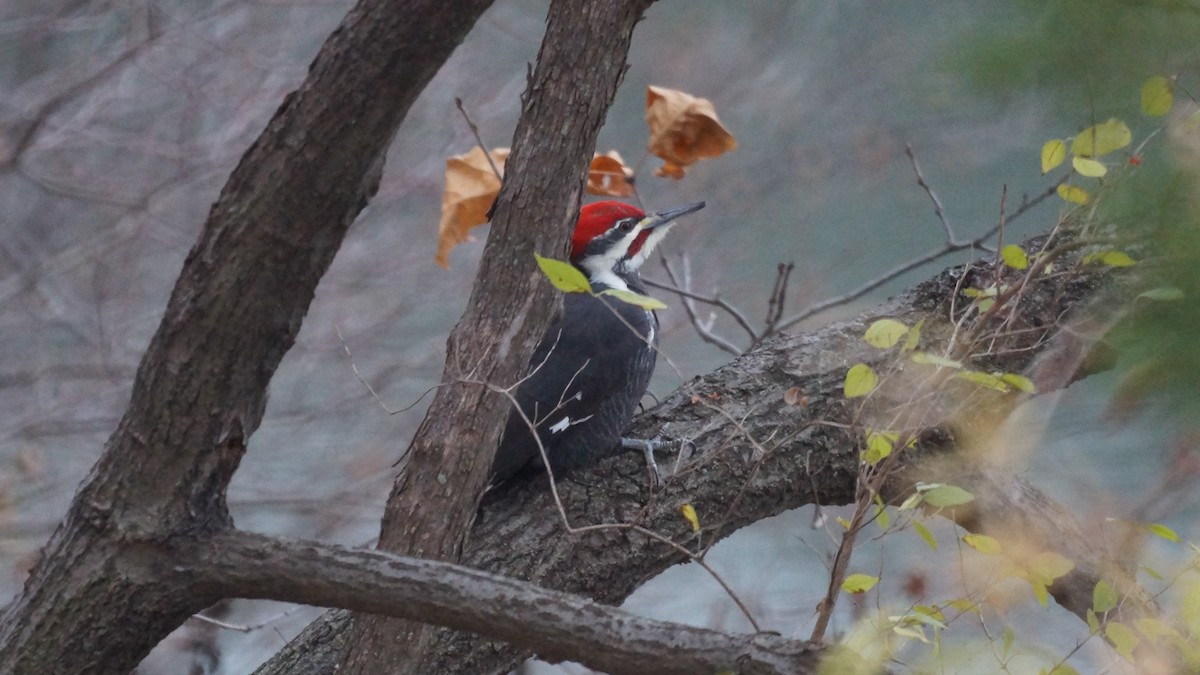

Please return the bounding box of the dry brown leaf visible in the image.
[435,146,509,268]
[645,85,736,179]
[587,150,635,197]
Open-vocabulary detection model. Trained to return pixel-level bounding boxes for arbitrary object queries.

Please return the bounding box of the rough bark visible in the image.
[0,0,492,672]
[339,1,657,672]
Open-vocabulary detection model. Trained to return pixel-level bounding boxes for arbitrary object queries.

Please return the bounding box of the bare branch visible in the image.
[194,530,822,675]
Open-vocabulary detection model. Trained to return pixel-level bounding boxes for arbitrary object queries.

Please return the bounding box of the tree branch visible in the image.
[192,530,823,675]
[0,1,493,672]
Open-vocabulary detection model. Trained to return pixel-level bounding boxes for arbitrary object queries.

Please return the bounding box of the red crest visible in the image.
[571,201,645,259]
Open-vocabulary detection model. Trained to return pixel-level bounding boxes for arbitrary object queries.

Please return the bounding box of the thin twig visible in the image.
[906,144,956,241]
[455,97,502,181]
[650,251,744,355]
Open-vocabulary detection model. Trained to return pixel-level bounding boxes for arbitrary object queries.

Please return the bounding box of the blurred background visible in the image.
[1,1,1198,672]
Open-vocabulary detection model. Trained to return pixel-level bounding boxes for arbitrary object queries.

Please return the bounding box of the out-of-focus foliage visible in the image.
[949,0,1200,114]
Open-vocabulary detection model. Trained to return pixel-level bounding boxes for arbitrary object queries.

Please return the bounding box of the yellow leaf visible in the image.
[587,151,636,197]
[1105,621,1140,661]
[1100,250,1135,267]
[645,86,736,179]
[1031,580,1049,607]
[1001,244,1029,270]
[956,370,1010,392]
[599,288,667,310]
[1029,551,1074,582]
[863,318,909,349]
[902,319,923,352]
[1070,118,1131,158]
[913,521,937,551]
[864,430,896,465]
[680,503,700,532]
[1072,156,1107,178]
[436,147,509,268]
[534,254,592,293]
[843,363,878,398]
[999,373,1036,393]
[1057,184,1091,205]
[842,573,879,594]
[1141,75,1173,117]
[1143,522,1180,542]
[1041,139,1066,173]
[1093,579,1118,613]
[962,533,1002,554]
[1134,617,1179,640]
[1082,250,1136,267]
[910,352,963,369]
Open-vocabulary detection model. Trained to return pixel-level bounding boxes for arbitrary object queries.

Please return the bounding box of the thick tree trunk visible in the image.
[339,1,657,672]
[0,0,492,672]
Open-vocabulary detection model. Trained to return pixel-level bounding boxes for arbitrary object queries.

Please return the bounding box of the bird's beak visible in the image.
[639,201,706,231]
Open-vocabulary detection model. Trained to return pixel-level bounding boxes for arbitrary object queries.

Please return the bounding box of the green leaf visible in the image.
[913,520,937,551]
[1143,522,1180,542]
[844,363,878,398]
[864,430,897,465]
[956,370,1010,392]
[599,287,667,310]
[1093,579,1118,613]
[1057,184,1091,205]
[1142,75,1174,116]
[534,254,592,293]
[1000,373,1036,393]
[864,318,909,349]
[1002,625,1015,657]
[962,533,1002,554]
[1137,287,1184,301]
[874,497,891,531]
[1140,564,1164,581]
[898,493,923,511]
[1001,244,1029,270]
[1087,608,1100,633]
[911,352,963,369]
[922,485,975,508]
[842,573,879,594]
[902,318,923,352]
[1041,139,1066,174]
[1072,156,1107,178]
[1105,621,1140,661]
[1048,665,1082,675]
[1071,118,1132,158]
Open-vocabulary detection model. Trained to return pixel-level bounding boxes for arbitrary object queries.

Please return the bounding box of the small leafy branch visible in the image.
[807,74,1200,673]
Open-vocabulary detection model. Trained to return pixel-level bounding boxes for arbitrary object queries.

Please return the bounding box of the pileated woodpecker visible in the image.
[490,200,706,483]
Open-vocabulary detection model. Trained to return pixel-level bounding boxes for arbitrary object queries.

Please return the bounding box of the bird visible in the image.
[489,199,706,484]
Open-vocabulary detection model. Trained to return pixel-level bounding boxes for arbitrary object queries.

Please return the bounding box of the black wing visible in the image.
[491,291,657,482]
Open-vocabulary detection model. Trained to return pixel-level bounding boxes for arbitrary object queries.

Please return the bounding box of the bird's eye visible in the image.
[618,218,635,232]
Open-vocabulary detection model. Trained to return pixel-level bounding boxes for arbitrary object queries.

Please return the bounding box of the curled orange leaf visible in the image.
[587,151,635,197]
[645,85,736,179]
[435,146,509,269]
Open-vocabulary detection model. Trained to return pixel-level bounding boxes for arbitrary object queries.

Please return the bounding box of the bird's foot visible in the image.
[621,428,694,486]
